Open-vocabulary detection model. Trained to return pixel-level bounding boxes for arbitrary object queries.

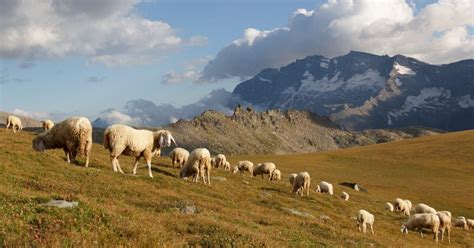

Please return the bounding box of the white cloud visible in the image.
[97,109,142,126]
[0,0,205,66]
[201,0,474,81]
[12,108,71,122]
[161,56,211,84]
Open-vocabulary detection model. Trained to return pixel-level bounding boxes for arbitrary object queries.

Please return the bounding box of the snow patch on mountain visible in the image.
[389,87,451,118]
[394,62,416,75]
[320,61,329,69]
[458,95,474,108]
[258,77,272,83]
[395,78,402,87]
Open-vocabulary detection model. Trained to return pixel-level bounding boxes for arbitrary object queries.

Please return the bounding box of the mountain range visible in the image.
[233,51,474,131]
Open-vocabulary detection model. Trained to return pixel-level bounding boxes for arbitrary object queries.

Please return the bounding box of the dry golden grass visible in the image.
[0,128,473,247]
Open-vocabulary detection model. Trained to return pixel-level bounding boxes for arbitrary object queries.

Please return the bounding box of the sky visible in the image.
[0,0,473,125]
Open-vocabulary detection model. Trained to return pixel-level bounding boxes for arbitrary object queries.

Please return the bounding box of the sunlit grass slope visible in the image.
[0,128,473,246]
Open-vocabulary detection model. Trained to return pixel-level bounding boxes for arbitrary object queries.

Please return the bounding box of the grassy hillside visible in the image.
[0,128,473,246]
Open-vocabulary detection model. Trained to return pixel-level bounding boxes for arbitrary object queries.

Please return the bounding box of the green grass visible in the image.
[0,128,473,247]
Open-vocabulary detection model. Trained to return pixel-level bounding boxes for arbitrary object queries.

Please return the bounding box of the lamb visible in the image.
[414,203,437,214]
[252,162,276,180]
[233,160,254,176]
[454,216,468,229]
[436,211,451,243]
[6,115,22,133]
[316,181,333,195]
[103,124,176,178]
[223,161,231,171]
[341,191,349,201]
[385,202,394,212]
[42,119,54,131]
[357,209,374,234]
[179,148,211,184]
[169,147,189,168]
[394,198,410,216]
[32,117,92,167]
[401,213,440,242]
[270,169,281,181]
[291,172,310,196]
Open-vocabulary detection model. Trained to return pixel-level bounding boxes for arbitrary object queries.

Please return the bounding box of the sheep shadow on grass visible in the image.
[150,165,178,178]
[259,187,285,193]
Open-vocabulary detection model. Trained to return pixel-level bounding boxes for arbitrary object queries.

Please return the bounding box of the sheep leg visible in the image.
[64,149,71,163]
[132,157,140,175]
[111,157,118,172]
[207,168,211,185]
[447,228,450,244]
[370,224,374,235]
[146,160,153,178]
[363,223,367,233]
[115,159,124,174]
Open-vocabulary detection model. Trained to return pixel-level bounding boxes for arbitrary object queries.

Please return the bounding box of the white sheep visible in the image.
[357,209,375,234]
[385,202,394,212]
[213,154,226,168]
[467,219,474,230]
[252,162,276,180]
[316,181,333,195]
[436,211,451,243]
[32,117,92,167]
[401,213,440,242]
[179,148,211,184]
[270,169,281,181]
[6,115,22,133]
[233,160,254,176]
[103,124,176,178]
[454,216,468,229]
[394,198,410,216]
[405,199,413,212]
[223,161,231,171]
[42,119,54,131]
[291,172,310,196]
[414,203,437,214]
[169,147,189,168]
[341,191,349,201]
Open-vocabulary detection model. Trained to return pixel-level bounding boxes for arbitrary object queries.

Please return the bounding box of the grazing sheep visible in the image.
[223,161,231,170]
[252,162,276,180]
[357,209,375,234]
[270,169,281,181]
[414,203,437,214]
[467,219,474,230]
[394,198,410,216]
[233,160,254,176]
[291,172,310,196]
[385,202,394,212]
[179,148,211,184]
[42,119,54,131]
[32,117,92,167]
[436,211,451,243]
[401,213,440,242]
[454,216,468,229]
[214,154,226,168]
[316,181,333,195]
[103,124,176,178]
[169,147,189,168]
[6,115,22,133]
[341,191,349,201]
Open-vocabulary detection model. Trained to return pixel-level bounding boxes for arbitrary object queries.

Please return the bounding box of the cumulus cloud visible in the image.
[201,0,474,81]
[0,0,205,66]
[95,88,244,127]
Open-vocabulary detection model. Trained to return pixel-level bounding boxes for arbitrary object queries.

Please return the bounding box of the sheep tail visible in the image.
[75,118,92,157]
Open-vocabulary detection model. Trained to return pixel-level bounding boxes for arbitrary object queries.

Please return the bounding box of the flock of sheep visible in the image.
[4,115,474,243]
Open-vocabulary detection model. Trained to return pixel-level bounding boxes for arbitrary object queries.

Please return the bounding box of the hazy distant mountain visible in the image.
[233,51,474,131]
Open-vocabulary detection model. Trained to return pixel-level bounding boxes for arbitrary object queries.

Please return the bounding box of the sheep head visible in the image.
[401,225,408,234]
[232,166,239,174]
[32,136,46,152]
[154,130,177,149]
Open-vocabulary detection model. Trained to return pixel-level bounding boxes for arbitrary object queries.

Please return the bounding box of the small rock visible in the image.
[211,176,227,181]
[282,207,315,219]
[319,214,332,223]
[243,180,250,185]
[180,205,197,214]
[43,200,78,209]
[366,243,374,247]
